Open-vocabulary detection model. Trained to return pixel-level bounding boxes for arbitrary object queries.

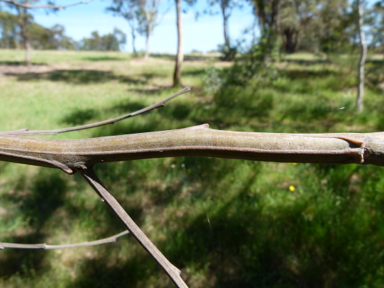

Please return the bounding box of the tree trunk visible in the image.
[130,25,137,56]
[16,6,31,67]
[128,6,137,56]
[25,38,31,66]
[283,27,299,53]
[173,0,183,87]
[144,26,150,60]
[221,1,230,46]
[356,0,367,112]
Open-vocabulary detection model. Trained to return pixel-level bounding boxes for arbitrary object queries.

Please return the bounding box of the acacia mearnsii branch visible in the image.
[1,124,384,174]
[2,88,384,288]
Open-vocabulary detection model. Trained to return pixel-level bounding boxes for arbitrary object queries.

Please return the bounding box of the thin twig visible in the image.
[78,167,188,288]
[0,230,129,250]
[1,87,190,136]
[0,0,94,9]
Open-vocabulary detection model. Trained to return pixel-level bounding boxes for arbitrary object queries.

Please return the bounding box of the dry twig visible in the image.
[0,87,190,136]
[0,230,129,249]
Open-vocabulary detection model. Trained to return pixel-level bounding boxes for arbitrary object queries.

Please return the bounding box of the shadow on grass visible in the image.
[81,56,128,62]
[0,171,68,278]
[150,53,219,62]
[0,61,46,66]
[182,68,206,77]
[5,69,154,85]
[281,59,330,66]
[284,68,338,80]
[64,253,153,288]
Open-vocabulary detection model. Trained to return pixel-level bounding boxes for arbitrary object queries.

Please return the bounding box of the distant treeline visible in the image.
[0,11,126,51]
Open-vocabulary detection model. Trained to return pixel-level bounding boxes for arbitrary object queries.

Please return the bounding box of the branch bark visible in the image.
[78,167,188,288]
[2,124,384,175]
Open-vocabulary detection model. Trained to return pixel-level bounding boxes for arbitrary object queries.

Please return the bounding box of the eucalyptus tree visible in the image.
[356,0,367,112]
[107,0,138,55]
[173,0,196,86]
[173,0,183,86]
[204,0,241,60]
[369,1,384,50]
[0,0,93,66]
[136,0,162,59]
[279,0,319,53]
[108,0,163,59]
[80,28,126,51]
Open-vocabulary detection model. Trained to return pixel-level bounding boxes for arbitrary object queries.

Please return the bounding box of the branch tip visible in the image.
[0,230,129,250]
[1,88,190,136]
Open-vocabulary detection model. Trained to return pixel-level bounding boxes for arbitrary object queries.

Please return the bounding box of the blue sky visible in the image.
[24,0,255,54]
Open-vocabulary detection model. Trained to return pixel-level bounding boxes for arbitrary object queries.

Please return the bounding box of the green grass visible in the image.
[0,49,384,288]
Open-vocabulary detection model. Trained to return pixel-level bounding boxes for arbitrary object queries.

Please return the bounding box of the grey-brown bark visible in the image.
[2,125,384,174]
[220,0,230,46]
[356,0,367,112]
[79,167,188,288]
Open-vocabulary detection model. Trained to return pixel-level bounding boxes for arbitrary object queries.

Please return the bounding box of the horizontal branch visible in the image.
[1,124,384,174]
[0,0,94,9]
[1,87,190,136]
[0,230,129,250]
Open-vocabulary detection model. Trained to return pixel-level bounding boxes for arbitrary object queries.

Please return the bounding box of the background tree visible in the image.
[173,0,183,86]
[0,0,93,65]
[279,0,318,53]
[15,3,32,65]
[107,0,162,59]
[135,0,161,59]
[356,0,367,111]
[173,0,196,86]
[80,28,126,51]
[107,0,139,55]
[0,11,78,50]
[0,10,20,48]
[29,23,78,50]
[315,0,353,54]
[251,0,281,62]
[206,0,241,60]
[367,1,384,52]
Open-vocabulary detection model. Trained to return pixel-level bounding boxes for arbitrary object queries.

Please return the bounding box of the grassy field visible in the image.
[0,49,384,288]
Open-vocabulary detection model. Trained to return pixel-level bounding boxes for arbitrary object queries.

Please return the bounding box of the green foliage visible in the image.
[80,29,126,51]
[0,50,384,288]
[0,10,77,50]
[0,11,20,49]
